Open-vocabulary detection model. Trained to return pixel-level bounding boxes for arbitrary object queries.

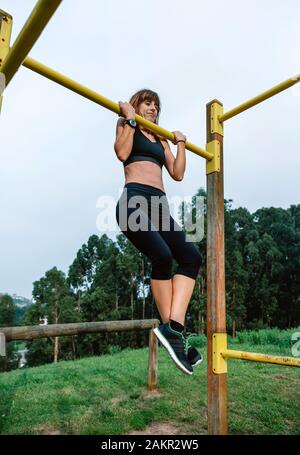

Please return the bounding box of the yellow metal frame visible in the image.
[0,1,211,162]
[205,101,223,174]
[219,74,300,122]
[212,333,228,374]
[212,333,300,374]
[0,0,62,87]
[21,56,212,161]
[206,140,220,174]
[0,11,12,67]
[223,348,300,368]
[0,10,13,113]
[210,102,224,135]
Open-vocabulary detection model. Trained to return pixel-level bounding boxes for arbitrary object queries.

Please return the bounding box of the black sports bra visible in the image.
[123,125,165,168]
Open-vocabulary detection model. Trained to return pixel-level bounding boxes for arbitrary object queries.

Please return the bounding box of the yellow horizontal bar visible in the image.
[21,56,211,161]
[222,349,300,368]
[0,0,62,87]
[219,74,300,122]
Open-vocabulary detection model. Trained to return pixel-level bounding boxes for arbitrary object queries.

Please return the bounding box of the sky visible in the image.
[0,0,299,299]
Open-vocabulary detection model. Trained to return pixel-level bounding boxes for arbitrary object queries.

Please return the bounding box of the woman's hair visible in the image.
[129,89,161,125]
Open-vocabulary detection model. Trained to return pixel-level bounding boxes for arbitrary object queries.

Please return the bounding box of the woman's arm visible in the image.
[114,101,136,162]
[173,141,186,181]
[114,117,135,162]
[162,133,186,181]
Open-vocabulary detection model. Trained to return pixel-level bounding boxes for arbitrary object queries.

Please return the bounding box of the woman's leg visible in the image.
[151,274,197,325]
[151,275,195,325]
[116,188,201,326]
[170,275,196,325]
[116,192,174,322]
[159,213,202,326]
[150,278,172,323]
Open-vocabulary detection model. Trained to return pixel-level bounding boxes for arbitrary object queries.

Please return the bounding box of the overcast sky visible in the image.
[0,0,299,300]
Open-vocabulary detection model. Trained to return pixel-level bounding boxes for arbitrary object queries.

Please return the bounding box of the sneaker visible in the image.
[153,322,193,375]
[184,332,203,367]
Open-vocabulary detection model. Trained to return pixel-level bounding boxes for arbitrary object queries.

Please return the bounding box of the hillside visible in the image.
[0,293,33,325]
[0,342,299,435]
[0,293,32,307]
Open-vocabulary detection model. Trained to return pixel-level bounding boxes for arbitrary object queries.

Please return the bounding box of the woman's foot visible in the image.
[153,323,193,375]
[183,332,203,367]
[187,345,203,366]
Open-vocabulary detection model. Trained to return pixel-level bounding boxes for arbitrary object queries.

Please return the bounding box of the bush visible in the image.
[234,327,300,348]
[189,328,300,350]
[108,345,122,355]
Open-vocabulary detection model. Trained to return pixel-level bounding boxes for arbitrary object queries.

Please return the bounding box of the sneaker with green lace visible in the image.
[184,332,203,367]
[153,322,193,375]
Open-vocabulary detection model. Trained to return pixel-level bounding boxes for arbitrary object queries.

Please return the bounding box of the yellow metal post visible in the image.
[212,333,228,374]
[21,56,211,160]
[0,0,62,88]
[0,10,13,114]
[219,74,300,122]
[206,140,220,175]
[222,349,300,368]
[212,333,300,371]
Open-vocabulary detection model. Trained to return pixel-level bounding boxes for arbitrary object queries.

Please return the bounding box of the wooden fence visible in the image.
[0,319,160,391]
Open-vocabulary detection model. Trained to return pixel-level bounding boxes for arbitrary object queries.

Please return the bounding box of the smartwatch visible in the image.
[124,118,137,128]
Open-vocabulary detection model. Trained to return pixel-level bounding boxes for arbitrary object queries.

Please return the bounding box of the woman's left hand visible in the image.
[172,130,187,145]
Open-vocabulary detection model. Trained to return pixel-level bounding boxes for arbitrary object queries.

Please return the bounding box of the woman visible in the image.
[115,89,203,375]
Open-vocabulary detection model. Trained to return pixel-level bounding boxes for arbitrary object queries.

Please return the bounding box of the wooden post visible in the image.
[206,99,228,434]
[148,325,159,391]
[0,332,6,356]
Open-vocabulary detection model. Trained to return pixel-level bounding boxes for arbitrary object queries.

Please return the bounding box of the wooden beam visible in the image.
[1,319,160,341]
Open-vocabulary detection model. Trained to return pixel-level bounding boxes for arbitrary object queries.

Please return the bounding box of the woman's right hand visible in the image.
[118,101,135,120]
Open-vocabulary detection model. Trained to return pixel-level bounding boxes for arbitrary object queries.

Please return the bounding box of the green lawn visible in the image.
[0,342,299,435]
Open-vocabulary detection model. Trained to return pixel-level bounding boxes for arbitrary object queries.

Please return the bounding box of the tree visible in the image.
[68,234,113,295]
[225,203,249,335]
[31,267,78,363]
[0,293,15,326]
[0,294,18,371]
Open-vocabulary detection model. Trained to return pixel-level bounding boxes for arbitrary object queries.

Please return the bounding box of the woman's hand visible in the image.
[118,101,135,120]
[172,130,187,145]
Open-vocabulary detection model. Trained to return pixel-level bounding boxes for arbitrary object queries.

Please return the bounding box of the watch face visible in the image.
[130,119,137,127]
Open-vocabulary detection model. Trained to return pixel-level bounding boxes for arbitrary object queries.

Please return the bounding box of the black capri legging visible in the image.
[116,182,202,280]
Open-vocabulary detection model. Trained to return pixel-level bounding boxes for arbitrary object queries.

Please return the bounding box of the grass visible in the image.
[232,327,300,348]
[0,337,299,435]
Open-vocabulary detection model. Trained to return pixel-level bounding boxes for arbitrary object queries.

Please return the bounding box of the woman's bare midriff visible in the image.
[124,161,165,192]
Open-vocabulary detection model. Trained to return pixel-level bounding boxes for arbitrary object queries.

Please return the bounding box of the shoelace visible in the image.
[183,332,198,353]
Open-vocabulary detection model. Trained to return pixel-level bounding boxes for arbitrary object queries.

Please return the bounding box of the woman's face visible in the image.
[137,99,159,123]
